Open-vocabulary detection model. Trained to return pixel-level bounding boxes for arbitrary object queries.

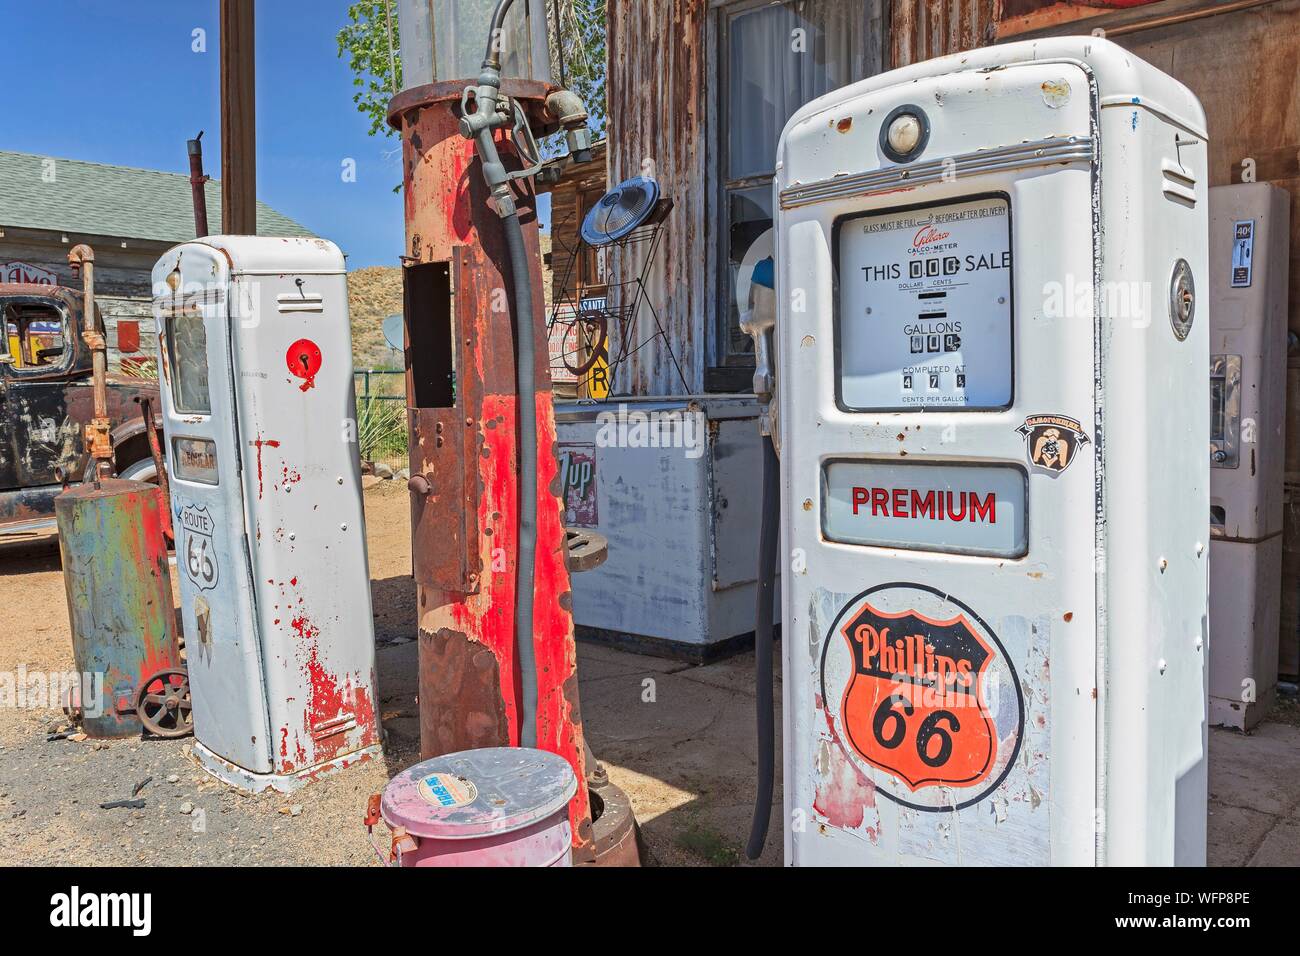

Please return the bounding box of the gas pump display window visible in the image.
[166,310,211,414]
[835,194,1013,411]
[172,437,218,485]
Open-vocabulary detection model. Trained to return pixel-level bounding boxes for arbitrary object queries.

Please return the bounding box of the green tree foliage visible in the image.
[337,1,402,139]
[551,0,608,143]
[336,1,607,148]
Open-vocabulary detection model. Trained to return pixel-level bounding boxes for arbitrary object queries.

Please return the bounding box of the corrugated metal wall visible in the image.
[891,0,999,65]
[606,0,711,396]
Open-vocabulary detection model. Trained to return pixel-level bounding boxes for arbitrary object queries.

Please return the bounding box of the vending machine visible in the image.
[1208,183,1290,730]
[777,37,1208,865]
[152,236,381,792]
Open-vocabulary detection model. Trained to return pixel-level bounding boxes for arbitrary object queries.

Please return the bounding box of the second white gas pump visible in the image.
[773,37,1209,865]
[152,237,381,793]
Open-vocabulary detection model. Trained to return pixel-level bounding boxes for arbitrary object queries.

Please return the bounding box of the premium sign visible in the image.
[837,194,1013,410]
[822,460,1026,557]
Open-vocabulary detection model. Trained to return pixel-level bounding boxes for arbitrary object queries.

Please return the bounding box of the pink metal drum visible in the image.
[377,747,577,867]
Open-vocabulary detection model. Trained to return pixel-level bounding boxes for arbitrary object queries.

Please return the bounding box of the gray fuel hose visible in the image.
[501,209,539,749]
[746,431,779,859]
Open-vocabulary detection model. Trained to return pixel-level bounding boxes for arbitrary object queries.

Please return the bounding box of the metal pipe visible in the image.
[383,0,398,92]
[67,244,112,480]
[745,432,779,860]
[482,0,518,71]
[1101,0,1275,36]
[551,0,567,87]
[1005,0,1279,41]
[138,396,173,540]
[187,132,210,239]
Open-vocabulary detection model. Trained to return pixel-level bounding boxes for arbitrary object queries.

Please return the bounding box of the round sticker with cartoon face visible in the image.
[820,582,1024,811]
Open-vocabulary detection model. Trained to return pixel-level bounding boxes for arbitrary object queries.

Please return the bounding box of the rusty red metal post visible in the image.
[389,80,604,861]
[187,132,210,239]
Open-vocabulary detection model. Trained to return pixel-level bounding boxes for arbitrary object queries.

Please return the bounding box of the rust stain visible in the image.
[891,0,997,68]
[814,737,880,839]
[249,437,281,500]
[419,627,510,754]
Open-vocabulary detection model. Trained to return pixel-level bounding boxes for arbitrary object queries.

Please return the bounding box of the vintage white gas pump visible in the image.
[1208,183,1290,730]
[152,236,381,792]
[774,38,1209,865]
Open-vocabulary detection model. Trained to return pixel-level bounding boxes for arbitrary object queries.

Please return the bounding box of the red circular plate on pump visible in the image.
[286,339,322,391]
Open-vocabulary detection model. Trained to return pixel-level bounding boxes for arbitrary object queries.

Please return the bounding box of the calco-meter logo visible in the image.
[820,583,1024,810]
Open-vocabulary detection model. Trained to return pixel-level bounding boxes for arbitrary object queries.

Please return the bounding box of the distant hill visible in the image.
[348,265,403,371]
[347,235,553,372]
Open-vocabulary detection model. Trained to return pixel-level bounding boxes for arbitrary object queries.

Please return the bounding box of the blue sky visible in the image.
[0,0,549,267]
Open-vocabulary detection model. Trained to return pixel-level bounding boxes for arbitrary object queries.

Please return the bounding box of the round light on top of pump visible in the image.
[879,104,930,163]
[888,114,922,154]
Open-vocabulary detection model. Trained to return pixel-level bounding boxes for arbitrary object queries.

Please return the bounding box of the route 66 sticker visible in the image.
[178,502,220,591]
[820,583,1023,811]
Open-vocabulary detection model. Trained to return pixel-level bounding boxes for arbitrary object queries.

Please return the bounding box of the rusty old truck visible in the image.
[1,283,163,538]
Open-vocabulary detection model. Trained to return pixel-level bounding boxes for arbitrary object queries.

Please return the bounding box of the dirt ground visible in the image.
[0,482,779,866]
[1,482,1298,866]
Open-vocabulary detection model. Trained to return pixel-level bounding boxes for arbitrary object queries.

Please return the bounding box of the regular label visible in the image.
[838,195,1013,410]
[820,584,1024,811]
[822,460,1026,557]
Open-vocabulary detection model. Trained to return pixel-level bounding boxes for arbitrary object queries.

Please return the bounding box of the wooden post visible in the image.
[220,0,257,235]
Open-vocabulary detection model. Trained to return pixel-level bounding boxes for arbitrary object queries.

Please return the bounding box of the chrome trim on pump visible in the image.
[779,136,1096,209]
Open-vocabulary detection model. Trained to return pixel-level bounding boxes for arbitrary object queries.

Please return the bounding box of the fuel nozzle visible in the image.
[459,66,519,218]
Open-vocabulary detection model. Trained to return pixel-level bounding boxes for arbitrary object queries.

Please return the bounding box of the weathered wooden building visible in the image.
[604,0,1298,393]
[0,150,311,370]
[598,0,1300,664]
[542,139,609,303]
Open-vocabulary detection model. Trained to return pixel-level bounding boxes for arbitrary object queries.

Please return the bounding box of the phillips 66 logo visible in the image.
[178,502,220,592]
[820,583,1024,811]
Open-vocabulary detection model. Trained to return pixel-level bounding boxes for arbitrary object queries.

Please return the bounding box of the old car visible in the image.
[0,282,163,538]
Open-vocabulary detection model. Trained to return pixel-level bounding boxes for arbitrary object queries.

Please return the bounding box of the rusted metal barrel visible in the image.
[56,479,182,738]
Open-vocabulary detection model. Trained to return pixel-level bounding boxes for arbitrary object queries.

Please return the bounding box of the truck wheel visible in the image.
[118,458,158,483]
[116,458,174,549]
